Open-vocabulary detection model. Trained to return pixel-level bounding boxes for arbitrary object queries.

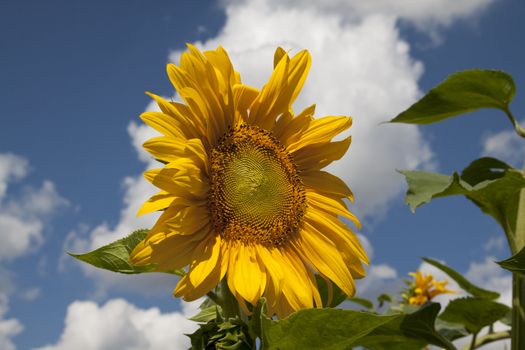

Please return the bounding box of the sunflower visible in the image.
[405,271,455,306]
[130,45,369,318]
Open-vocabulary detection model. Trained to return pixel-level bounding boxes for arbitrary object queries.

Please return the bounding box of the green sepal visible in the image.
[390,69,515,125]
[497,246,525,276]
[439,297,510,334]
[190,305,222,323]
[422,257,500,300]
[315,275,347,308]
[68,229,184,275]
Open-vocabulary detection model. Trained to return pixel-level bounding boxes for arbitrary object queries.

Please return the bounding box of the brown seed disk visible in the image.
[209,124,306,247]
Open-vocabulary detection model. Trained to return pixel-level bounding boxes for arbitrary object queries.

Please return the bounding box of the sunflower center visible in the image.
[209,124,306,247]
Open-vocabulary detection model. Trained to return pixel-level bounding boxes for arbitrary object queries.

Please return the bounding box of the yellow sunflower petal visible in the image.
[143,137,207,169]
[143,158,208,198]
[249,55,290,130]
[188,234,222,288]
[273,104,314,147]
[305,208,368,264]
[145,92,202,138]
[306,190,360,227]
[287,116,352,153]
[301,170,354,201]
[228,243,266,305]
[139,112,186,140]
[293,225,356,296]
[293,136,351,171]
[137,191,175,216]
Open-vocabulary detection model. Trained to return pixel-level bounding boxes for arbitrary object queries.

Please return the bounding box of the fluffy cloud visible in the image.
[254,0,497,28]
[481,122,525,168]
[0,294,23,350]
[0,152,68,349]
[35,299,200,350]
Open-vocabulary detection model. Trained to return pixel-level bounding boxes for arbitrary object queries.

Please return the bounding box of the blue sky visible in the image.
[1,0,524,349]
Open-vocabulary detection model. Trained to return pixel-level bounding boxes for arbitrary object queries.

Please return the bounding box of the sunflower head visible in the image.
[130,44,369,318]
[403,271,456,306]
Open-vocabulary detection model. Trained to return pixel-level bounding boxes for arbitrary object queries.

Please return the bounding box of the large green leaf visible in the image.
[69,229,183,275]
[423,257,500,300]
[497,246,525,277]
[358,303,455,350]
[261,304,455,350]
[262,309,399,350]
[439,297,510,334]
[400,157,525,238]
[390,69,515,124]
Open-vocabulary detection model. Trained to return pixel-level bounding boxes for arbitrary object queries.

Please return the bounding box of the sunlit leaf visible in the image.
[400,157,525,238]
[262,303,455,350]
[68,229,184,275]
[390,70,515,125]
[439,297,510,334]
[497,246,525,277]
[423,257,499,300]
[357,303,455,350]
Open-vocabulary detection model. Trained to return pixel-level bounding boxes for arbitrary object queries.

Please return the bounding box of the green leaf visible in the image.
[315,275,347,308]
[68,229,184,275]
[439,297,510,334]
[68,229,153,274]
[435,319,469,341]
[390,69,515,125]
[423,257,500,300]
[357,303,455,350]
[262,304,455,350]
[190,306,221,323]
[497,246,525,276]
[348,297,374,309]
[262,309,399,350]
[400,157,525,238]
[377,294,393,308]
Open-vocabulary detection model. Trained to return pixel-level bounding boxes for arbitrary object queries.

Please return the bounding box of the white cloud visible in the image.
[357,263,400,300]
[0,152,68,349]
[0,272,23,350]
[35,299,201,350]
[481,122,525,168]
[0,180,68,261]
[252,0,497,28]
[0,153,27,201]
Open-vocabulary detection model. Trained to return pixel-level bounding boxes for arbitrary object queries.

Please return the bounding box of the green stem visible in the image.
[503,108,525,139]
[469,332,478,350]
[220,278,240,320]
[206,291,221,305]
[511,157,525,350]
[460,330,511,350]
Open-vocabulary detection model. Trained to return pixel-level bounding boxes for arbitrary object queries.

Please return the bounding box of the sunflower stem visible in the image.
[511,154,525,350]
[220,278,240,320]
